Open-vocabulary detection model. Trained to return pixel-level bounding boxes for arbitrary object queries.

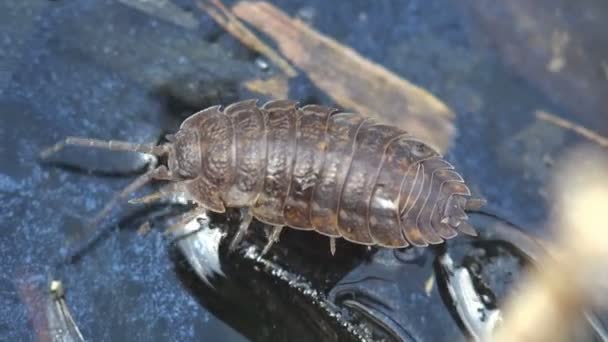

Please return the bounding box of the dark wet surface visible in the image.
[1,0,607,341]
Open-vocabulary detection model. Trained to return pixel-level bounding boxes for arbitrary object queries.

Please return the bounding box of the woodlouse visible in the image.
[42,99,485,254]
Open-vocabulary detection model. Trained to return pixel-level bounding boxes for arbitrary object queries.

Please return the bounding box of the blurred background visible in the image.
[1,0,607,341]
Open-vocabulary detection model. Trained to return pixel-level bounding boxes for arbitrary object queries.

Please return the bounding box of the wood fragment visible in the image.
[231,1,455,152]
[198,0,298,77]
[536,110,608,148]
[137,221,152,236]
[243,75,289,99]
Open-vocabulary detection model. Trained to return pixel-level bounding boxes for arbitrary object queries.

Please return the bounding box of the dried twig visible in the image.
[118,0,199,29]
[536,110,608,148]
[198,0,298,77]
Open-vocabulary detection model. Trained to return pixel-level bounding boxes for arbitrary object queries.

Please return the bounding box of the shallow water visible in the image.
[1,0,607,340]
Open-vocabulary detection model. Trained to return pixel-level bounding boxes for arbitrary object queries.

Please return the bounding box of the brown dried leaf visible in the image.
[232,1,455,152]
[199,0,297,77]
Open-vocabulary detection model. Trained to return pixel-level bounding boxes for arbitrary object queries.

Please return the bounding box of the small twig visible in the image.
[536,110,608,148]
[117,0,199,29]
[198,0,297,77]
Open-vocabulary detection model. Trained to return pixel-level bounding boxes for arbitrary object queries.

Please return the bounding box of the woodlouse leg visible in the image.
[456,221,478,236]
[330,237,336,256]
[64,165,168,261]
[86,165,168,232]
[228,208,253,252]
[128,180,185,206]
[261,226,284,256]
[164,206,208,235]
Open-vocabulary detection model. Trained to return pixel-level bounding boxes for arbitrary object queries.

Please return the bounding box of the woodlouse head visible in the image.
[165,128,201,180]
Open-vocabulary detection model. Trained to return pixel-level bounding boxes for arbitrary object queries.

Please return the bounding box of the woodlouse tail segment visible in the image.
[441,195,485,237]
[465,197,487,211]
[456,221,477,236]
[39,136,169,160]
[460,197,486,236]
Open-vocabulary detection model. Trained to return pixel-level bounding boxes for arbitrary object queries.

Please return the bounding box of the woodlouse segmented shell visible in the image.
[167,99,483,248]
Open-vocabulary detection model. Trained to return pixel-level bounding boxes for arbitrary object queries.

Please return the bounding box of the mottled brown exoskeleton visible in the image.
[42,99,485,255]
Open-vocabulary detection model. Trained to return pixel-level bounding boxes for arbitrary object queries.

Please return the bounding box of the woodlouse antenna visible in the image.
[39,136,176,261]
[64,165,172,262]
[39,136,169,159]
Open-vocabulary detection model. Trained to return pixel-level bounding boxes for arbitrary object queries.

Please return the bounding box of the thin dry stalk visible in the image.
[536,110,608,148]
